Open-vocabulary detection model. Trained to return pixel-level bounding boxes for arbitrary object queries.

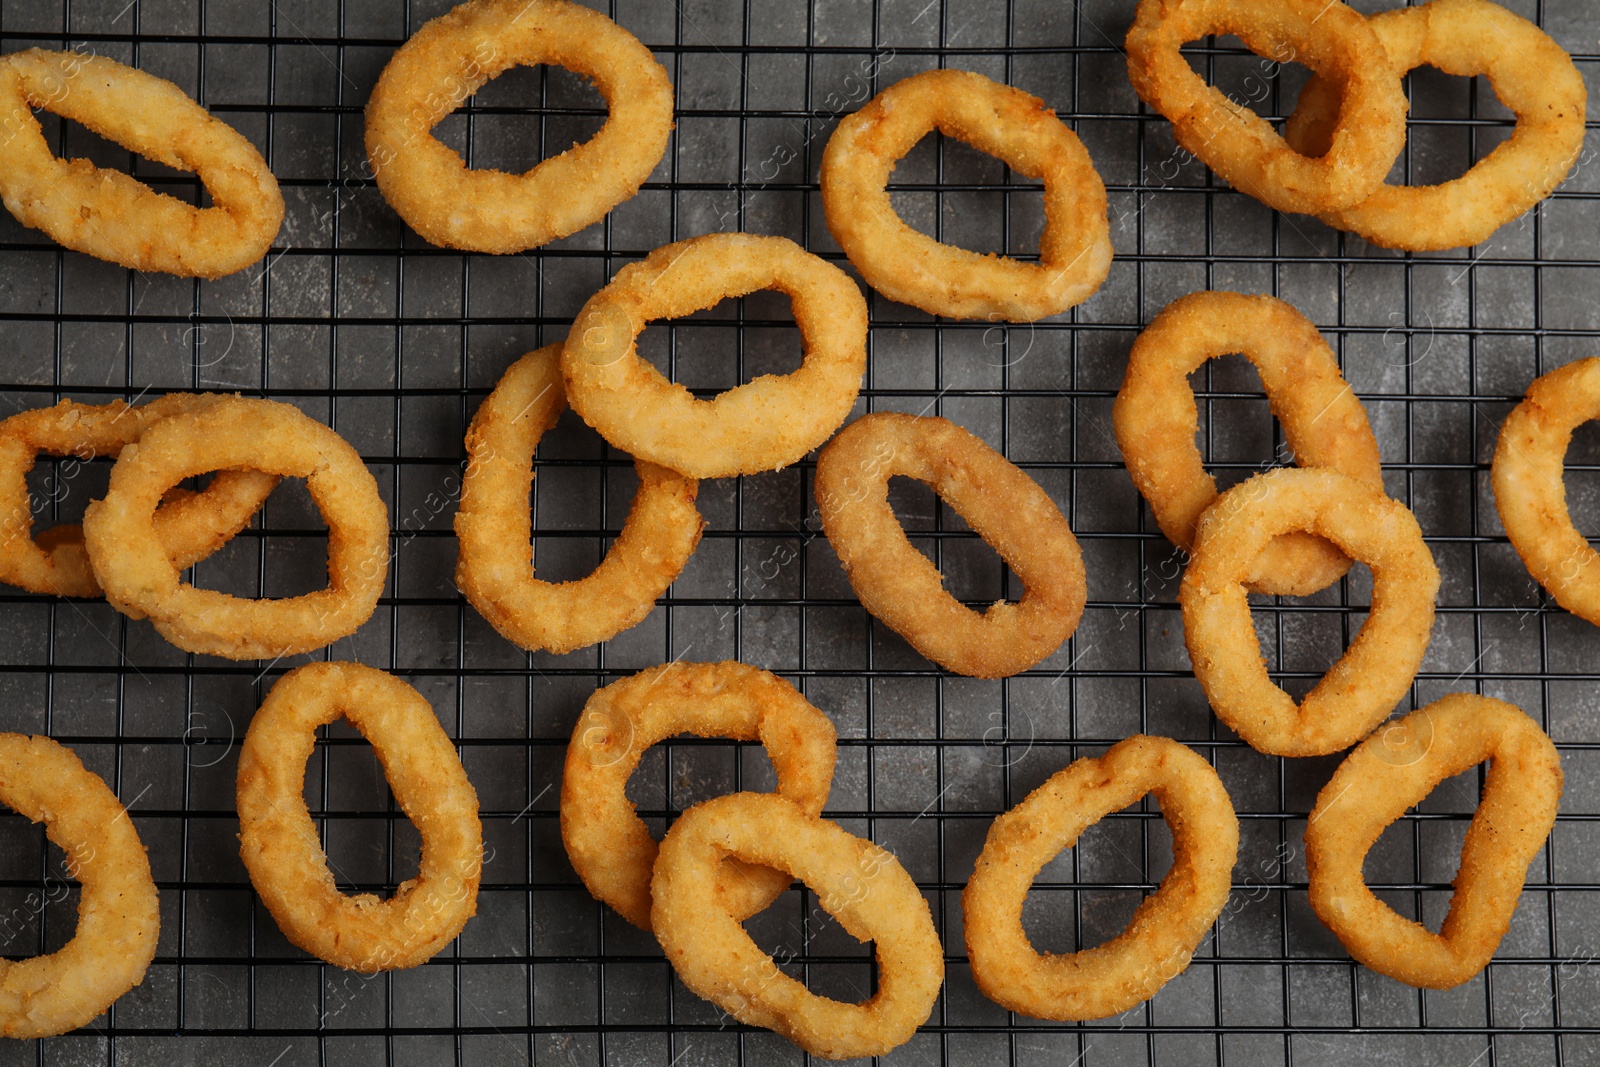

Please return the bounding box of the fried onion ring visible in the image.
[1180,468,1439,757]
[1282,0,1586,251]
[560,661,837,930]
[456,345,703,653]
[364,0,673,253]
[0,395,279,598]
[1124,0,1407,215]
[814,412,1086,678]
[82,396,389,660]
[820,68,1111,321]
[1114,290,1383,597]
[0,48,283,277]
[963,735,1237,1020]
[1492,357,1600,627]
[237,662,482,972]
[0,733,159,1038]
[562,233,868,478]
[1306,693,1561,989]
[652,792,943,1059]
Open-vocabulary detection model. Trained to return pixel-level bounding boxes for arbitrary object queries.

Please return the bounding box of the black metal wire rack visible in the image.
[0,0,1596,1063]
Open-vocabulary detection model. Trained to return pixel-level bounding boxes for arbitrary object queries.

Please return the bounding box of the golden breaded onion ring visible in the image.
[81,396,389,660]
[651,792,943,1060]
[0,48,283,277]
[237,662,483,972]
[560,661,837,930]
[1179,468,1439,757]
[1114,290,1383,597]
[820,69,1111,321]
[1492,357,1600,627]
[1306,693,1561,989]
[1283,0,1586,251]
[364,0,673,253]
[456,345,704,653]
[0,733,159,1038]
[964,735,1238,1020]
[815,412,1086,678]
[0,395,279,598]
[562,233,868,478]
[1124,0,1407,215]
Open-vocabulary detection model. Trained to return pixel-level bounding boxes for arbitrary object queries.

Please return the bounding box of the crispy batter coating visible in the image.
[815,412,1086,678]
[82,397,389,660]
[1306,694,1561,988]
[560,661,837,930]
[821,69,1111,321]
[1125,0,1407,214]
[237,663,483,972]
[1492,357,1600,627]
[456,345,704,653]
[1283,0,1586,251]
[365,0,673,252]
[562,233,868,478]
[1114,290,1383,597]
[0,733,159,1037]
[0,49,282,277]
[1180,468,1440,756]
[0,395,278,598]
[652,793,943,1060]
[964,736,1238,1020]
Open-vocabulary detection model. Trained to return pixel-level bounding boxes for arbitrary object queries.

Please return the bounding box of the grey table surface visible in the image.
[0,0,1597,1063]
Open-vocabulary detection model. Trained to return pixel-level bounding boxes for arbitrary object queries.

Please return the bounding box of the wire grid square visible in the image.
[0,0,1595,1063]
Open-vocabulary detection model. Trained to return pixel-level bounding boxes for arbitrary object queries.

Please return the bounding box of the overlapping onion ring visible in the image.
[0,49,283,277]
[1179,468,1439,757]
[1124,0,1407,215]
[560,661,837,930]
[1492,357,1600,627]
[1306,693,1561,989]
[0,733,159,1038]
[651,792,943,1060]
[456,345,704,653]
[81,396,389,660]
[364,0,673,253]
[562,233,869,478]
[815,412,1086,678]
[237,662,483,972]
[820,68,1111,322]
[1114,290,1383,597]
[964,735,1238,1020]
[1282,0,1586,251]
[0,395,279,598]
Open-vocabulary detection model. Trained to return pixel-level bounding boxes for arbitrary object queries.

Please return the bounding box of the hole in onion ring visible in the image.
[1019,802,1173,954]
[176,477,340,600]
[633,290,806,390]
[1401,69,1494,187]
[0,835,85,952]
[314,722,419,899]
[522,420,631,584]
[1175,35,1315,126]
[885,475,1012,605]
[735,881,881,1011]
[447,65,607,174]
[1287,57,1521,187]
[1562,421,1600,541]
[1254,559,1375,704]
[888,135,1048,260]
[39,111,207,204]
[1189,354,1282,495]
[1359,760,1485,937]
[620,736,782,818]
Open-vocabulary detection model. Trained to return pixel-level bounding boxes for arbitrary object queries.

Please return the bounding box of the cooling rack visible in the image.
[0,0,1596,1063]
